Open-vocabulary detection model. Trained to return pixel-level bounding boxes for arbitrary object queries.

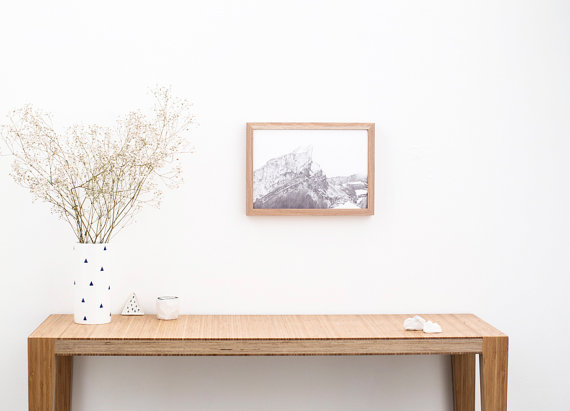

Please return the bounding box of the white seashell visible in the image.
[404,315,426,331]
[423,321,442,333]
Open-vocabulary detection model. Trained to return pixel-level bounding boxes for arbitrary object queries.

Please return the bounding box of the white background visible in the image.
[253,129,369,177]
[1,1,569,410]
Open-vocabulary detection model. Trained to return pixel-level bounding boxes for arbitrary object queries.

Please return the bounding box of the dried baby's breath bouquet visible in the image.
[1,87,194,243]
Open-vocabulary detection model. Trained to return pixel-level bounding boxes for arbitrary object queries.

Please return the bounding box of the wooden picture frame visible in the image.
[246,122,375,216]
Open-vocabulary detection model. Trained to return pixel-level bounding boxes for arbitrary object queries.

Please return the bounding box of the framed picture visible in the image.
[246,122,375,216]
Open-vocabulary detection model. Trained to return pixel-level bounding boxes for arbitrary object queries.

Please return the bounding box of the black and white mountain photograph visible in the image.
[252,129,369,210]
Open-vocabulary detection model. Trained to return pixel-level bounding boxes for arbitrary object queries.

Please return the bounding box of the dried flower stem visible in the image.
[1,87,195,243]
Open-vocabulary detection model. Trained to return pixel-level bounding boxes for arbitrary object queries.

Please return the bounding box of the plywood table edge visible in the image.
[42,337,494,342]
[54,338,483,356]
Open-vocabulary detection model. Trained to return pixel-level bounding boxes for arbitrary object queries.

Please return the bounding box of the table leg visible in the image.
[451,353,475,411]
[55,356,73,411]
[480,336,508,411]
[29,339,73,411]
[28,338,55,411]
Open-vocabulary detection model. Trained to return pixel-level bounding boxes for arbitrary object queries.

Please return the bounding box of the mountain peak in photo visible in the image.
[253,147,367,209]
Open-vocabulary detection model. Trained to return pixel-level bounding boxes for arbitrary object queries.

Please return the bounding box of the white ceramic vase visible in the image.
[73,243,112,324]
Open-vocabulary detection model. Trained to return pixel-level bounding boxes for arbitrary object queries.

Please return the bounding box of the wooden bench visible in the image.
[28,314,507,410]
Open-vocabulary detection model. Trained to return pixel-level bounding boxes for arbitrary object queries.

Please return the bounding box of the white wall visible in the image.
[1,1,569,409]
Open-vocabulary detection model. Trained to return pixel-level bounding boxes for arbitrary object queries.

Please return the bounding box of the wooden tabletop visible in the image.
[30,314,504,340]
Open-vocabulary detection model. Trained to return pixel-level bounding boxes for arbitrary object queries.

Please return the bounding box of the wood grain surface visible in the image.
[28,338,55,411]
[54,356,72,411]
[29,314,505,341]
[452,353,476,411]
[480,336,508,411]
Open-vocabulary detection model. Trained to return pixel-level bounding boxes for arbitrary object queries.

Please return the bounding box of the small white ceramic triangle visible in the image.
[121,292,144,315]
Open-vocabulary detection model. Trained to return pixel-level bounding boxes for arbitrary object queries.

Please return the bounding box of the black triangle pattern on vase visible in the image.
[75,248,112,325]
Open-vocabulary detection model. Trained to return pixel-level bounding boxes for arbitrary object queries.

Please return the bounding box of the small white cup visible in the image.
[156,296,180,320]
